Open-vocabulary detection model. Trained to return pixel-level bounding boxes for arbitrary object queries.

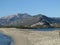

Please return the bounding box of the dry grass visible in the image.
[0,28,60,45]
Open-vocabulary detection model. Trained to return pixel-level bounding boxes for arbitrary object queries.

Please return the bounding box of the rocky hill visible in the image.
[0,13,60,27]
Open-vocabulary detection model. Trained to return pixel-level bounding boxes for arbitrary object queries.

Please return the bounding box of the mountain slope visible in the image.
[0,13,31,26]
[0,13,60,27]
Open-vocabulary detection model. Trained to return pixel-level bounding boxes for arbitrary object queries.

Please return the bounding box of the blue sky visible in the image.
[0,0,60,17]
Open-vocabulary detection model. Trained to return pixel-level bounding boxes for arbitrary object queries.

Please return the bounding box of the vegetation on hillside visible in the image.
[0,25,60,29]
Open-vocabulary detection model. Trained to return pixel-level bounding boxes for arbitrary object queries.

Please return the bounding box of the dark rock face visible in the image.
[0,33,13,45]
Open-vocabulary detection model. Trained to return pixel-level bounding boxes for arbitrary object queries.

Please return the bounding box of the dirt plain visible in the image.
[0,28,60,45]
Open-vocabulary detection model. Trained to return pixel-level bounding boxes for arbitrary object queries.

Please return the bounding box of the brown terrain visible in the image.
[0,28,60,45]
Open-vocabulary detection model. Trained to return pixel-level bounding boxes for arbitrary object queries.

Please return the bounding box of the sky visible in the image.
[0,0,60,17]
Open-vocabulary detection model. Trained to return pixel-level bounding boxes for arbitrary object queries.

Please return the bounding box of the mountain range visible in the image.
[0,13,60,27]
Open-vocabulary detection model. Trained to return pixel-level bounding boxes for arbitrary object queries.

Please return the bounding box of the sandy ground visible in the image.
[0,28,60,45]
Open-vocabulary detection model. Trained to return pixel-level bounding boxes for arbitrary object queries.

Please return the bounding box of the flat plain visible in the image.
[0,28,60,45]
